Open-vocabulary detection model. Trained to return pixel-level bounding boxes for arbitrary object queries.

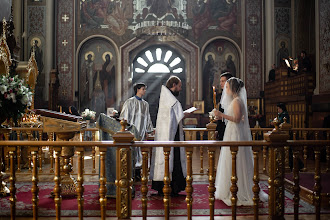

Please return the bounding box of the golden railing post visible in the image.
[27,131,33,172]
[327,131,330,173]
[113,120,134,219]
[292,146,301,220]
[230,146,238,220]
[200,131,205,174]
[264,118,289,220]
[206,122,217,141]
[17,132,21,173]
[207,146,216,220]
[38,132,43,173]
[53,146,62,220]
[280,118,292,173]
[163,146,171,220]
[252,146,260,220]
[49,133,54,173]
[141,147,149,220]
[185,146,194,220]
[76,147,84,220]
[8,146,16,219]
[92,131,96,173]
[313,146,321,220]
[5,131,11,172]
[0,128,11,196]
[302,131,308,172]
[262,146,267,174]
[31,147,39,220]
[99,146,107,220]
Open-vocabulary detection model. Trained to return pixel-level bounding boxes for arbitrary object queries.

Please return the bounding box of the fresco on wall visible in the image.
[80,0,129,35]
[78,38,116,116]
[192,0,240,40]
[202,39,240,112]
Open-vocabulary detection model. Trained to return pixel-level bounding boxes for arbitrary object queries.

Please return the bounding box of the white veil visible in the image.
[220,77,250,133]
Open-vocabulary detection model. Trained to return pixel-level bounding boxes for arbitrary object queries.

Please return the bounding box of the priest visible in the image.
[150,76,187,196]
[120,83,154,176]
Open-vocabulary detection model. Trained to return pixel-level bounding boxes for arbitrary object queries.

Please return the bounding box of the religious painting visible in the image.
[0,0,12,21]
[247,99,260,116]
[78,38,116,117]
[193,101,204,114]
[202,39,240,113]
[191,0,240,40]
[79,0,129,35]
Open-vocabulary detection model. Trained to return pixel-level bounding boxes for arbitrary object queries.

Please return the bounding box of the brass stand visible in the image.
[0,128,11,197]
[52,132,77,197]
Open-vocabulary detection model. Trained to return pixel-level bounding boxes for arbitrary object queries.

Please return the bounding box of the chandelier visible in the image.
[135,21,189,41]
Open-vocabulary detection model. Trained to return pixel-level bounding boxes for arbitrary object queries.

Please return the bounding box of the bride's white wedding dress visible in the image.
[214,97,255,206]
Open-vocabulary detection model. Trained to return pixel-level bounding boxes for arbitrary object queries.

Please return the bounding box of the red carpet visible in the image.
[0,181,316,217]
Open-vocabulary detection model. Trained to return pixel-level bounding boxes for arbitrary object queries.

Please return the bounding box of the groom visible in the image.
[215,72,233,140]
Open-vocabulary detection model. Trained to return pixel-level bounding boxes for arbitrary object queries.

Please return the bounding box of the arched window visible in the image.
[132,45,186,126]
[133,46,184,75]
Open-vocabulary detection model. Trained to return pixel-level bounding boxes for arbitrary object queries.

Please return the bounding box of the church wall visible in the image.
[51,0,266,112]
[319,0,330,94]
[274,0,291,67]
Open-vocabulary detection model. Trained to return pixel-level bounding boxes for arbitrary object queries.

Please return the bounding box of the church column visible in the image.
[265,0,275,82]
[44,0,55,101]
[12,0,22,60]
[314,0,320,95]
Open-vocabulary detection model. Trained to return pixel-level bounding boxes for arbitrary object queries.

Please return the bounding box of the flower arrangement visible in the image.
[0,75,33,124]
[81,108,96,121]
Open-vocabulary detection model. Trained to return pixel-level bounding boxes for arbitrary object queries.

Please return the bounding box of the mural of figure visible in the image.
[81,53,95,109]
[217,0,237,32]
[192,0,212,40]
[277,41,289,67]
[81,0,107,29]
[30,39,44,73]
[104,1,129,36]
[203,54,217,112]
[147,0,174,17]
[98,53,116,107]
[225,54,236,77]
[91,71,106,117]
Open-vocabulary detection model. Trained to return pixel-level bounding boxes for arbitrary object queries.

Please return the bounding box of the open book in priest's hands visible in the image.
[183,107,198,114]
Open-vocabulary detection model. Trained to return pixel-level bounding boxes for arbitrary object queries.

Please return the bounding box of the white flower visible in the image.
[9,92,16,103]
[0,85,7,94]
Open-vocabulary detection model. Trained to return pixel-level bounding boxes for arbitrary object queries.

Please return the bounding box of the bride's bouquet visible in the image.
[81,108,96,121]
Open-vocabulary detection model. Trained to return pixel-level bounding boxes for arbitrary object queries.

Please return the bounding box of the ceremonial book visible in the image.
[183,107,197,114]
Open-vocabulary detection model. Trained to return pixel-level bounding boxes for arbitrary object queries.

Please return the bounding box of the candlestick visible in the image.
[213,86,216,109]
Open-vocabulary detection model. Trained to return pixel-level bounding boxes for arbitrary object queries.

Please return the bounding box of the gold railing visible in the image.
[1,127,329,220]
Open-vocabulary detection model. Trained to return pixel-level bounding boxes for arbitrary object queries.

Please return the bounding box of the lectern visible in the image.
[35,109,86,196]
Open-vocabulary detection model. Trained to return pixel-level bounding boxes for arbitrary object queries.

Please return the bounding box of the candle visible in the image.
[213,86,217,109]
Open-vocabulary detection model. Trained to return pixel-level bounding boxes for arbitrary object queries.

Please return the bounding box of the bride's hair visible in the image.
[227,77,244,95]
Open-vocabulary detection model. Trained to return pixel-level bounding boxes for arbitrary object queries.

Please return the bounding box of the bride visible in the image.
[212,77,254,206]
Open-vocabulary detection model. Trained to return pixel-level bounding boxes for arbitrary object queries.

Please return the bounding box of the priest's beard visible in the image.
[173,90,180,97]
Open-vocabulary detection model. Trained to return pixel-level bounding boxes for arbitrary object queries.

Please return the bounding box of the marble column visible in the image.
[265,0,275,82]
[12,0,22,60]
[44,0,55,101]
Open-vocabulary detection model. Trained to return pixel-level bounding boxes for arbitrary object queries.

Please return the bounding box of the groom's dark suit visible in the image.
[216,102,226,140]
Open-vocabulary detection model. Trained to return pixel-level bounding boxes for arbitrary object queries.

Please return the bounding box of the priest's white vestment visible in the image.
[150,85,187,181]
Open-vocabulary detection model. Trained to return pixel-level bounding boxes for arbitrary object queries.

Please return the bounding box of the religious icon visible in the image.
[193,101,204,114]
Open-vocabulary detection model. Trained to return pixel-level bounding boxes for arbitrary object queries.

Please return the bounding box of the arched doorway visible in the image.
[132,45,186,126]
